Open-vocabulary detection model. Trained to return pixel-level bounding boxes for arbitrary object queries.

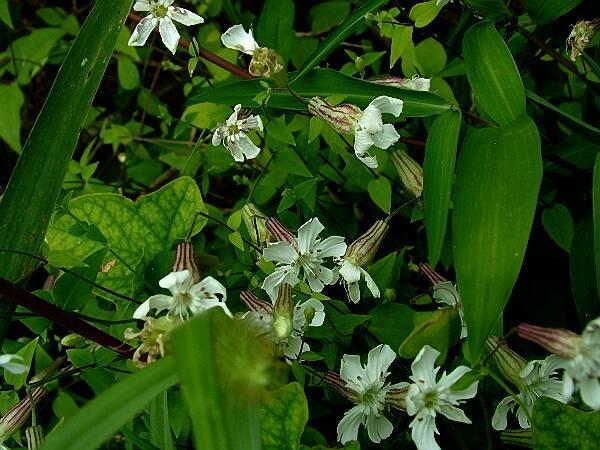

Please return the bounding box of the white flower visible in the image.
[337,344,405,444]
[244,296,325,360]
[212,104,264,162]
[405,345,478,450]
[261,218,346,299]
[353,96,403,169]
[128,0,204,54]
[133,270,229,320]
[0,354,27,375]
[337,259,379,304]
[221,24,260,55]
[401,76,431,91]
[433,281,467,339]
[492,356,567,430]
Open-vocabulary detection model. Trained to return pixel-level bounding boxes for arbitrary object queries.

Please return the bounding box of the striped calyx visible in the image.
[308,97,360,134]
[265,217,295,244]
[273,284,293,340]
[173,242,200,283]
[344,220,389,267]
[419,263,448,285]
[0,387,47,442]
[485,336,527,386]
[240,290,273,316]
[517,323,580,359]
[26,425,44,450]
[391,150,423,198]
[242,203,272,249]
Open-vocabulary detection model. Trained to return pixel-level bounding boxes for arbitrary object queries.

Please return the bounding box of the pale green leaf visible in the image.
[541,204,574,252]
[0,83,24,153]
[409,1,442,28]
[4,338,37,389]
[261,383,309,450]
[367,177,392,213]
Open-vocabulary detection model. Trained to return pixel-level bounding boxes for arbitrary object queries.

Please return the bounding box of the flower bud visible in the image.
[60,334,86,347]
[265,217,295,243]
[26,425,44,450]
[173,242,201,283]
[249,47,286,82]
[484,336,527,386]
[392,150,423,198]
[303,306,316,327]
[344,220,389,267]
[372,76,431,91]
[242,203,272,249]
[499,429,532,448]
[272,284,293,341]
[0,387,46,442]
[307,97,361,134]
[517,323,580,359]
[419,263,448,285]
[567,19,599,61]
[240,290,273,315]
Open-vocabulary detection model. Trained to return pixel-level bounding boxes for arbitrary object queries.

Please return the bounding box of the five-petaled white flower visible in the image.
[221,24,260,55]
[492,356,567,430]
[353,96,404,169]
[337,344,405,444]
[133,270,229,320]
[128,1,204,54]
[433,281,467,339]
[212,104,264,162]
[337,259,380,304]
[0,354,28,375]
[261,218,346,299]
[405,345,478,450]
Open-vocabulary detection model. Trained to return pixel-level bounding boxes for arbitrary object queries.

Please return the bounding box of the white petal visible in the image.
[133,1,152,11]
[410,345,439,387]
[362,268,380,298]
[159,270,191,291]
[190,276,227,303]
[339,260,362,284]
[227,133,261,161]
[366,413,394,443]
[337,406,364,444]
[366,344,396,382]
[240,114,263,132]
[433,282,458,306]
[368,96,404,116]
[340,354,366,386]
[297,218,325,254]
[438,365,472,392]
[439,404,471,424]
[516,403,531,429]
[0,354,27,374]
[170,7,204,26]
[562,373,575,401]
[211,127,224,146]
[294,298,325,328]
[263,242,297,264]
[133,294,173,319]
[261,267,299,300]
[354,129,375,156]
[226,104,241,125]
[306,272,326,292]
[357,152,379,169]
[357,107,383,133]
[579,377,600,410]
[128,16,158,47]
[371,123,400,149]
[491,396,513,431]
[347,281,361,303]
[159,17,180,54]
[410,414,440,450]
[221,24,260,55]
[316,235,347,258]
[284,335,306,360]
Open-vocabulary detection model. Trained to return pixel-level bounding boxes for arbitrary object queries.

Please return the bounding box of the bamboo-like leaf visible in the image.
[423,110,462,266]
[594,154,600,300]
[149,391,174,450]
[463,21,526,126]
[453,115,542,362]
[40,357,178,450]
[570,217,600,323]
[290,0,389,83]
[525,0,582,24]
[190,69,450,117]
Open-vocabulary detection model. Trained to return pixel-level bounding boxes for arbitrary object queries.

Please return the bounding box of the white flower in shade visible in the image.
[518,318,600,410]
[492,356,567,430]
[128,1,204,54]
[337,259,380,304]
[133,270,229,320]
[353,96,403,169]
[212,104,264,162]
[221,24,260,55]
[405,345,478,450]
[401,76,431,91]
[262,218,346,299]
[0,354,27,375]
[337,344,406,444]
[433,282,467,339]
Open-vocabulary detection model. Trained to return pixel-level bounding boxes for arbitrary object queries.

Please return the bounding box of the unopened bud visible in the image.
[242,203,272,249]
[344,220,389,267]
[567,19,599,61]
[26,425,44,450]
[485,336,527,386]
[303,306,316,327]
[173,242,201,283]
[272,284,293,340]
[60,334,86,347]
[0,387,47,441]
[392,150,423,197]
[499,429,532,448]
[307,97,361,134]
[372,76,431,92]
[265,217,295,243]
[517,323,580,359]
[249,48,286,82]
[419,263,448,285]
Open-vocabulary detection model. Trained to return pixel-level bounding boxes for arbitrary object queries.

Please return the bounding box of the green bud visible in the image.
[392,150,423,197]
[344,220,389,267]
[0,387,46,442]
[303,306,316,327]
[272,284,293,341]
[484,336,527,387]
[60,334,86,347]
[307,97,361,134]
[173,242,201,283]
[242,203,272,249]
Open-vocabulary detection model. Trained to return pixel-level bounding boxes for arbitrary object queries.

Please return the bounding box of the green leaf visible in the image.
[291,0,389,82]
[423,110,461,266]
[525,0,582,24]
[0,83,24,153]
[463,21,526,126]
[261,383,308,450]
[409,1,442,28]
[390,25,413,68]
[256,0,295,57]
[40,357,178,450]
[415,38,447,77]
[309,1,351,34]
[4,338,37,389]
[532,397,600,450]
[193,69,450,118]
[367,177,392,213]
[267,116,296,145]
[117,56,140,90]
[367,303,415,349]
[149,391,174,450]
[541,204,574,252]
[47,177,206,300]
[0,0,13,29]
[453,115,542,362]
[399,309,458,362]
[462,0,512,20]
[595,154,600,299]
[570,217,600,324]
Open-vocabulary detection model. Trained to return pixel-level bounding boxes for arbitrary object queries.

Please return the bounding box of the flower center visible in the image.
[153,4,169,18]
[358,385,385,409]
[423,389,439,409]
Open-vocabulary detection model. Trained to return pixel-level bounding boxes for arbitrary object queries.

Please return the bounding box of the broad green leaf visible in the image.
[595,154,600,299]
[291,0,389,82]
[46,177,206,300]
[117,56,140,90]
[0,0,13,28]
[0,0,131,343]
[256,0,295,57]
[525,0,582,24]
[267,116,296,145]
[570,217,600,324]
[532,397,600,450]
[453,115,542,362]
[399,308,459,362]
[0,83,24,153]
[390,25,413,68]
[193,69,451,118]
[367,303,415,349]
[423,110,461,266]
[463,0,512,19]
[409,1,442,28]
[367,177,392,213]
[415,38,447,77]
[309,1,351,34]
[40,357,178,450]
[261,383,308,450]
[541,204,574,252]
[4,338,37,389]
[463,21,525,126]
